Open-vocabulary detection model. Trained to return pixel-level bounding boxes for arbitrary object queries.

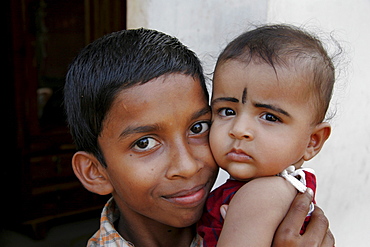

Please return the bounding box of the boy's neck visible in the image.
[116,213,195,247]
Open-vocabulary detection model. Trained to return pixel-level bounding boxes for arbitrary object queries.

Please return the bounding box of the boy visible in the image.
[198,24,334,246]
[64,28,334,246]
[65,28,217,246]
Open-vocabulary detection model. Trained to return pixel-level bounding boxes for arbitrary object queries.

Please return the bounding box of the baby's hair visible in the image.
[64,28,207,167]
[217,24,336,124]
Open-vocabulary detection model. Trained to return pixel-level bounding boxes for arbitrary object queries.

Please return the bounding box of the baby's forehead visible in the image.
[221,58,315,91]
[266,61,318,104]
[216,59,320,118]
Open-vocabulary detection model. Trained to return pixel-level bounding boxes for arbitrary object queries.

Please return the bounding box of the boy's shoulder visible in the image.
[88,197,203,247]
[87,197,134,247]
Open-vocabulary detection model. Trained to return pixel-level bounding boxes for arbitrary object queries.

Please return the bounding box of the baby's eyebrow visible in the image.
[211,97,239,105]
[254,102,291,117]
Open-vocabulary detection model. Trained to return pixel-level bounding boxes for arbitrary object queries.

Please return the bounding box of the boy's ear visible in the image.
[303,122,331,161]
[72,151,113,195]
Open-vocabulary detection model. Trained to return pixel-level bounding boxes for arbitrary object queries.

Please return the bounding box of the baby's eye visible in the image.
[261,113,281,122]
[219,108,236,117]
[190,121,210,135]
[132,137,160,152]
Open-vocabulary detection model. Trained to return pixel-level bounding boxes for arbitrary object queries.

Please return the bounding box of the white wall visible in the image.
[128,0,269,76]
[127,1,370,246]
[267,1,370,246]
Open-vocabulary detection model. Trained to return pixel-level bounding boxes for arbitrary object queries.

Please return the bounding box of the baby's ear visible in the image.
[72,151,113,195]
[303,122,331,161]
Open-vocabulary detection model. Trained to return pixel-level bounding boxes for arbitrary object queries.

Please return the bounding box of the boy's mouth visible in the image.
[162,184,207,207]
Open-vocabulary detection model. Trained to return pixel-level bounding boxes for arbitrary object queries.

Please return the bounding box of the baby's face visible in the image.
[210,60,317,180]
[97,73,218,228]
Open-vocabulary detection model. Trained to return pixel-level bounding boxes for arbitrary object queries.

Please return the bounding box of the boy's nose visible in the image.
[165,140,202,179]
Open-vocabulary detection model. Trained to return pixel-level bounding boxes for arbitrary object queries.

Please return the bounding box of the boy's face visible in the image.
[210,60,317,180]
[98,73,217,228]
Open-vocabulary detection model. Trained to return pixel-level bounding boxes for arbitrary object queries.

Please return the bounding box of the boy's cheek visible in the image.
[189,134,211,156]
[188,132,210,146]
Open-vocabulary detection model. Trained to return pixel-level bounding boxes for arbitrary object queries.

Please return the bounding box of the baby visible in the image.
[198,24,334,246]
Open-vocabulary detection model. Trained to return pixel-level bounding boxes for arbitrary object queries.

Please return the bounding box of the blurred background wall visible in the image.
[127,0,370,246]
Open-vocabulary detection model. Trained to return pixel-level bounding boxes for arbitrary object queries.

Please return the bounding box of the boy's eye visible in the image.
[219,108,236,117]
[261,113,281,122]
[190,121,210,135]
[132,137,160,151]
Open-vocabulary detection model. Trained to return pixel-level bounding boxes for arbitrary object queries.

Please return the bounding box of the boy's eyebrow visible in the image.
[119,124,161,140]
[118,107,211,140]
[191,106,212,120]
[211,97,239,105]
[254,102,291,117]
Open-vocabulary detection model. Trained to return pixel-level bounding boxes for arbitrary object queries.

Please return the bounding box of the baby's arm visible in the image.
[217,176,297,247]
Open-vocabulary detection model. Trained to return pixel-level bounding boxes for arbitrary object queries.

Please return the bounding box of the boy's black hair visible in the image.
[64,28,208,167]
[217,24,335,123]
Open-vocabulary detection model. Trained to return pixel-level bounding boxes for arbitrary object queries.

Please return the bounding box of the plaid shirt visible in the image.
[87,197,203,247]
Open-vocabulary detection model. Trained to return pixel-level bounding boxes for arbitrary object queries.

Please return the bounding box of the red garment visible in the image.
[300,170,316,234]
[197,179,245,247]
[197,170,316,247]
